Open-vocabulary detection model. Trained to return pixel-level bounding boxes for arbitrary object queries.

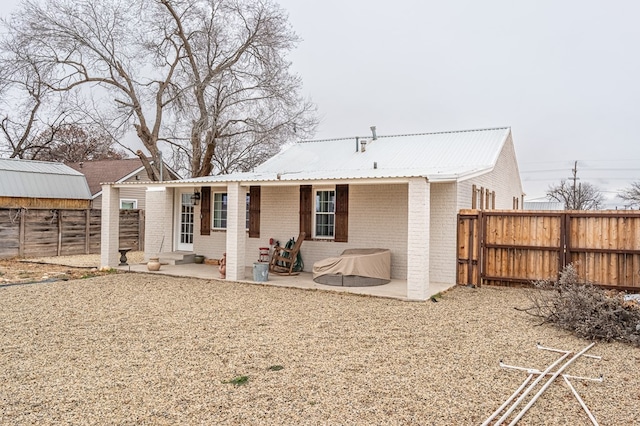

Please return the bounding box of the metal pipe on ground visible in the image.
[507,342,596,426]
[563,375,600,426]
[481,374,534,426]
[490,350,572,426]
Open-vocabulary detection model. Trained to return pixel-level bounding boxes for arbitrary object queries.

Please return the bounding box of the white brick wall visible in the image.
[193,185,228,260]
[457,133,523,209]
[192,183,411,279]
[294,184,409,279]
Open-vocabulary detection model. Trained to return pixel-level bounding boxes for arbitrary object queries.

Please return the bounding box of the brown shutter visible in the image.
[300,185,312,240]
[200,186,211,235]
[248,186,261,238]
[335,184,349,242]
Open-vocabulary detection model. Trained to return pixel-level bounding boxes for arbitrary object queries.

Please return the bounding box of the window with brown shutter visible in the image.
[200,186,211,235]
[248,186,260,238]
[299,184,349,242]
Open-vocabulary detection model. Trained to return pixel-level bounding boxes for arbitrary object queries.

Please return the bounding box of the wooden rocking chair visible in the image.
[269,232,306,275]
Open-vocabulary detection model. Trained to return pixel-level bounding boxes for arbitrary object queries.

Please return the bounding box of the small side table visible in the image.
[118,247,132,266]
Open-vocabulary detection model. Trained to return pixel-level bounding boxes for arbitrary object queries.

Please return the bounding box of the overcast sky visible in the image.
[277,0,640,205]
[4,1,640,205]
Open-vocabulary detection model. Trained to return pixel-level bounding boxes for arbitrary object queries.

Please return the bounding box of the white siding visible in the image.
[93,170,152,209]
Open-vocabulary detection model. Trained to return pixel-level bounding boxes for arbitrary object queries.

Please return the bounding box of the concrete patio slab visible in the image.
[116,262,455,301]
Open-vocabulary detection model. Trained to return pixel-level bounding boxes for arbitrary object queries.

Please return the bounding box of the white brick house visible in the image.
[101,127,524,301]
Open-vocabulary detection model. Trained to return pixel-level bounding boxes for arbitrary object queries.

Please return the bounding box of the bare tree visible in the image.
[546,180,604,210]
[31,124,126,162]
[619,181,640,209]
[0,47,71,159]
[1,0,316,179]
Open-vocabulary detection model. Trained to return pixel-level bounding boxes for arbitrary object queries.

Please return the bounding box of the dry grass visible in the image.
[0,273,639,425]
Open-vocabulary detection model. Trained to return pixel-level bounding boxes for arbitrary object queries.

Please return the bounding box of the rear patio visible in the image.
[116,259,455,301]
[20,252,453,300]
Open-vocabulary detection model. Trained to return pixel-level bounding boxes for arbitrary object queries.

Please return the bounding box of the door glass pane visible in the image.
[180,193,194,244]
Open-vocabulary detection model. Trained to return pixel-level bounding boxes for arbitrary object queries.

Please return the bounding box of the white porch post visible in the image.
[407,178,430,301]
[144,186,172,259]
[100,184,120,268]
[225,182,246,280]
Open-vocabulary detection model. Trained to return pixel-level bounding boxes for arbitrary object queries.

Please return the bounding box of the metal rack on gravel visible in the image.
[482,342,603,426]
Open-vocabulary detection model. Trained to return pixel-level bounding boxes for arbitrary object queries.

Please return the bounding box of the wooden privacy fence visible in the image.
[0,208,144,259]
[458,209,640,291]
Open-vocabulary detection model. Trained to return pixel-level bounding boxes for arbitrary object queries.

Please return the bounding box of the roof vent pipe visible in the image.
[370,126,377,140]
[355,136,359,153]
[360,140,367,152]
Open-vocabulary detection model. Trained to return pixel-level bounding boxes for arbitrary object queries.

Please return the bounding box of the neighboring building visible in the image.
[0,158,91,209]
[66,158,178,209]
[101,126,524,300]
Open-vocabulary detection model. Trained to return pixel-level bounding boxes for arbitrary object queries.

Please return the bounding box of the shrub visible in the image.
[520,264,640,346]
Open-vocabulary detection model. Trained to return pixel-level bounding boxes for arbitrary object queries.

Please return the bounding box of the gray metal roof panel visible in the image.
[0,158,91,199]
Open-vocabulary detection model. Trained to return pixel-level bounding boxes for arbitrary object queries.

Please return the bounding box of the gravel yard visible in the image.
[0,271,638,425]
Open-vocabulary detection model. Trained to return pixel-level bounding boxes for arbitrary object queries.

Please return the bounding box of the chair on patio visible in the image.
[269,232,306,275]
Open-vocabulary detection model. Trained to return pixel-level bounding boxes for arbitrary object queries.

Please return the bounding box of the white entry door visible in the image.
[177,192,194,251]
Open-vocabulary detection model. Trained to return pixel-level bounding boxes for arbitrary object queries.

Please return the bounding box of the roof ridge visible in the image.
[0,157,66,165]
[298,126,510,143]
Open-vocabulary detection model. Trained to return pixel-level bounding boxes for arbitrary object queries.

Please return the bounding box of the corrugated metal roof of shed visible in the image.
[0,158,91,200]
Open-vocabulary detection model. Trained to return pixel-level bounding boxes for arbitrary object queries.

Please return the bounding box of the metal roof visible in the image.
[523,201,565,210]
[178,127,512,184]
[0,158,92,200]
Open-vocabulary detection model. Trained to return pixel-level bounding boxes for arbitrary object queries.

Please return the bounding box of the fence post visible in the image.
[472,184,477,209]
[57,210,62,256]
[561,212,570,274]
[85,209,91,254]
[479,210,485,287]
[138,209,145,251]
[468,214,475,285]
[18,208,26,257]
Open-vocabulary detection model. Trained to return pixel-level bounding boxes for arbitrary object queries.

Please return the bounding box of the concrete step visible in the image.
[151,252,195,265]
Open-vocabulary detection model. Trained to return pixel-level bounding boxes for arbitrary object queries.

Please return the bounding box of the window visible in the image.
[120,199,137,209]
[300,185,348,242]
[211,192,250,230]
[213,193,227,229]
[314,189,335,238]
[246,194,250,229]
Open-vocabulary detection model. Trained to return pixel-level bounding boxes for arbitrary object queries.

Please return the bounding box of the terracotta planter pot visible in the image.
[147,257,161,271]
